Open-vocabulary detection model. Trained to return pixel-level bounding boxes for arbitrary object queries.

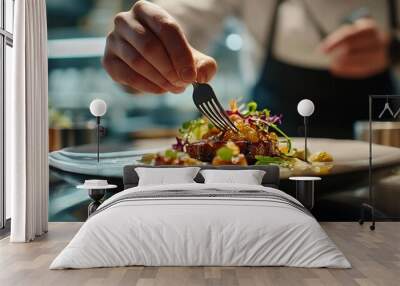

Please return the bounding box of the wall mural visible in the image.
[46,0,400,223]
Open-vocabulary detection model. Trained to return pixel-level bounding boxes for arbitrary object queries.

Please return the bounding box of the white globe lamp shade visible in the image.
[90,99,107,117]
[297,99,315,117]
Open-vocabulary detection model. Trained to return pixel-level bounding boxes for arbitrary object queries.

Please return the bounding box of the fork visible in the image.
[192,83,239,132]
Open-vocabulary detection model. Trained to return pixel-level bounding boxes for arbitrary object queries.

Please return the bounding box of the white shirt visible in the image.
[154,0,397,78]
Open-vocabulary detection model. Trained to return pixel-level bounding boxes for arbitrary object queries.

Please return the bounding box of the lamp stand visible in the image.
[304,116,308,162]
[96,116,100,163]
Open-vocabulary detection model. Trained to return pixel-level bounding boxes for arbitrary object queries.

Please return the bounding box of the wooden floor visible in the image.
[0,222,399,286]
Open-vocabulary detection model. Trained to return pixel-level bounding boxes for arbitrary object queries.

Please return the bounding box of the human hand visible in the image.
[102,0,217,94]
[321,18,389,78]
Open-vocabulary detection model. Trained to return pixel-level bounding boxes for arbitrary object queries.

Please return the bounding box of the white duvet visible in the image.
[50,183,350,269]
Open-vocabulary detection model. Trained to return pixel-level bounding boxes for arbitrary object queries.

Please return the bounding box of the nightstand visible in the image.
[77,180,117,216]
[289,176,321,210]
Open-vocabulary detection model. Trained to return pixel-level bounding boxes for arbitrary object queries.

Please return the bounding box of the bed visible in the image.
[50,165,350,269]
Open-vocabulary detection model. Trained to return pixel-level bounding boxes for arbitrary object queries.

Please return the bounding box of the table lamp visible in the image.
[297,99,315,162]
[89,99,107,162]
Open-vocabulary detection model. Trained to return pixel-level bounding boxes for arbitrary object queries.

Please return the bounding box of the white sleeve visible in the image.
[152,0,242,51]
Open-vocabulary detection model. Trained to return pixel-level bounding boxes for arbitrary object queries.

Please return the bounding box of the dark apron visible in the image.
[252,0,396,138]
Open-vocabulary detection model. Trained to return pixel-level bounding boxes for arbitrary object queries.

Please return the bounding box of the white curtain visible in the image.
[8,0,49,242]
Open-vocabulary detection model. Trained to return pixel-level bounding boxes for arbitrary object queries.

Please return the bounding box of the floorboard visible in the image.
[0,222,399,286]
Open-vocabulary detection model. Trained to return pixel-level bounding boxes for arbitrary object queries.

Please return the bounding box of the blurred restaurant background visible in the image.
[47,0,400,222]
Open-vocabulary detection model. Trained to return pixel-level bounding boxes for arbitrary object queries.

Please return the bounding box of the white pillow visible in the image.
[135,167,200,186]
[200,169,266,185]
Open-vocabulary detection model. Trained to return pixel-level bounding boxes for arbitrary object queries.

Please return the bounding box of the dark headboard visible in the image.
[123,165,280,189]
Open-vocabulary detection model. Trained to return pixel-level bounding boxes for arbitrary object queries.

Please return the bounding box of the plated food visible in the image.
[140,100,333,174]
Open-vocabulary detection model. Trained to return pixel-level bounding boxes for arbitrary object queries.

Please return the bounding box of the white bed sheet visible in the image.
[50,183,350,269]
